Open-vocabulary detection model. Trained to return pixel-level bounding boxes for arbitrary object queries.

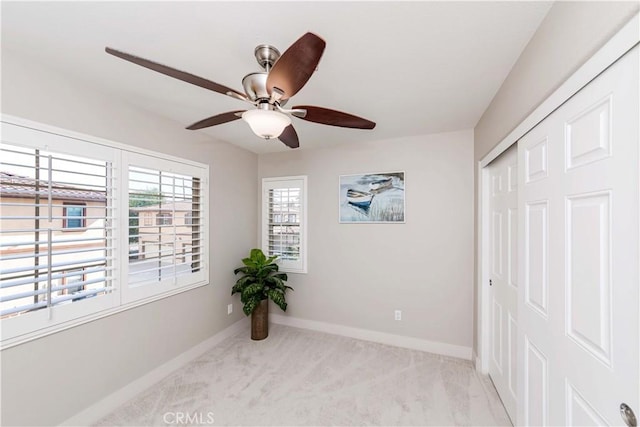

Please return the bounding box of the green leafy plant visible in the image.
[232,248,292,315]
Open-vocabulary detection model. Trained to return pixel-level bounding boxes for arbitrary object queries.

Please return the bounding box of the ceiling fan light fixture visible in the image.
[242,109,291,139]
[106,32,375,149]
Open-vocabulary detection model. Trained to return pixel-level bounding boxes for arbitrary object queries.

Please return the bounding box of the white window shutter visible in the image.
[262,176,307,273]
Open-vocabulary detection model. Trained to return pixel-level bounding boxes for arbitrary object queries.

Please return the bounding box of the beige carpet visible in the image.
[95,324,511,426]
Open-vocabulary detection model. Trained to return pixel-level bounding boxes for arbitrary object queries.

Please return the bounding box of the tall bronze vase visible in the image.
[251,299,268,340]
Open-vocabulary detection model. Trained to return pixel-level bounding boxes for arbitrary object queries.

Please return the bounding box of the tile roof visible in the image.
[0,172,107,202]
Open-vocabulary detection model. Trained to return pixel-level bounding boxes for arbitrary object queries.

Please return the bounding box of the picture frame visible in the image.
[339,171,405,223]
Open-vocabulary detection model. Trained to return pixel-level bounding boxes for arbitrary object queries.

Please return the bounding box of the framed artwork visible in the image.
[339,171,405,223]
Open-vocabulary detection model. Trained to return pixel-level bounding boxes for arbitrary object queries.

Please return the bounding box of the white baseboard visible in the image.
[59,317,249,427]
[270,313,472,360]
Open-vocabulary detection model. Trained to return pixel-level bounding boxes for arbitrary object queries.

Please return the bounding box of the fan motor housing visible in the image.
[242,44,285,104]
[242,72,269,102]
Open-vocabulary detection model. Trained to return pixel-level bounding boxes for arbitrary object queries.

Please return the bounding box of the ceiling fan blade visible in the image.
[278,125,300,149]
[186,111,245,130]
[105,47,247,100]
[293,106,376,129]
[266,33,326,100]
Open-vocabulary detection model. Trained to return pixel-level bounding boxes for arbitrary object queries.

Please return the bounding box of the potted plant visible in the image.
[232,248,292,340]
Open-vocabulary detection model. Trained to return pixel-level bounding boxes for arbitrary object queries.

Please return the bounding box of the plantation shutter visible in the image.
[124,152,207,302]
[0,142,115,319]
[262,176,307,273]
[1,118,209,345]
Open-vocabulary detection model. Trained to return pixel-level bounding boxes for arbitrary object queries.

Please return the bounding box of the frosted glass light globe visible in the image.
[242,109,291,139]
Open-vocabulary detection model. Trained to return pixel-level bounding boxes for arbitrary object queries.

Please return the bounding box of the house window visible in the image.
[63,203,86,229]
[262,176,307,273]
[0,119,209,347]
[0,137,114,342]
[126,159,205,301]
[156,211,172,226]
[143,213,153,226]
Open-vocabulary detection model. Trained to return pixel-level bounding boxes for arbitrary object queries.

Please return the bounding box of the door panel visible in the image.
[518,45,639,426]
[508,207,518,288]
[508,314,518,396]
[566,383,608,426]
[488,143,518,420]
[524,337,548,426]
[493,299,504,371]
[566,192,612,365]
[524,201,548,317]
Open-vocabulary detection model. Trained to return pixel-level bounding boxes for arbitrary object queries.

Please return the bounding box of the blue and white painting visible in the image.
[339,172,405,223]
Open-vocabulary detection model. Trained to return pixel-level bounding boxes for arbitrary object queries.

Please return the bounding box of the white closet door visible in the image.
[518,45,639,426]
[488,144,518,421]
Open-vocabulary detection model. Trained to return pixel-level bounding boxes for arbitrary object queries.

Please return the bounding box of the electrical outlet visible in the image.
[394,310,402,321]
[227,304,233,315]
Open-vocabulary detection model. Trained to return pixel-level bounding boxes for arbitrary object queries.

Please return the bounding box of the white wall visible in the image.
[0,49,258,426]
[472,1,639,354]
[474,1,639,159]
[258,130,474,350]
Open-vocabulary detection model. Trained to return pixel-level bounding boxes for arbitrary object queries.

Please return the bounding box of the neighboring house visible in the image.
[132,201,197,263]
[0,171,108,317]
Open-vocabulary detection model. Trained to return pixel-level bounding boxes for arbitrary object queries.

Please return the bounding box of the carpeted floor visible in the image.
[95,324,511,426]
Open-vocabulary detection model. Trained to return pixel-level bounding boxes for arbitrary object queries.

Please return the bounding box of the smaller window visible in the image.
[143,213,153,226]
[156,211,172,226]
[184,212,193,225]
[63,203,86,229]
[262,176,307,274]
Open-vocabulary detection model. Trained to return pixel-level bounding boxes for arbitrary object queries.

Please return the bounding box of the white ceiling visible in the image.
[1,1,552,154]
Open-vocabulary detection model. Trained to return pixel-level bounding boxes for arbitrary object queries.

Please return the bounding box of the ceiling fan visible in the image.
[105,32,376,149]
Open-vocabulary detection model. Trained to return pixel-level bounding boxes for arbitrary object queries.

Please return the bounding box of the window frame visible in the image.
[0,115,209,349]
[143,212,153,226]
[155,211,173,226]
[121,151,208,304]
[184,212,193,225]
[261,176,307,274]
[62,203,86,229]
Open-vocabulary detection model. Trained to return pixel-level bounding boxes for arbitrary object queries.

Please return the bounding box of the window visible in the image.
[63,203,86,229]
[0,119,208,347]
[0,141,114,336]
[262,176,307,273]
[125,156,205,303]
[155,211,172,226]
[143,213,153,226]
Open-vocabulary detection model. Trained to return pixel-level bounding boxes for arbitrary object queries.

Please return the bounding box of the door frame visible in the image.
[476,12,639,375]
